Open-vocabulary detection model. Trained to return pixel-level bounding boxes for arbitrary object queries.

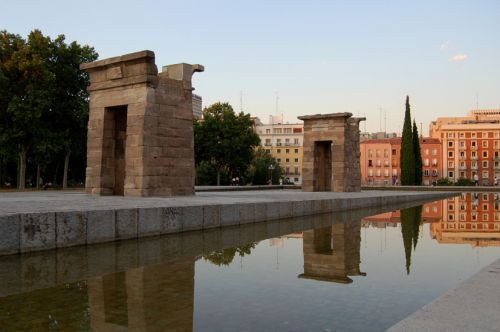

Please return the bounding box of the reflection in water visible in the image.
[400,206,422,274]
[1,196,500,331]
[299,220,366,284]
[203,244,256,266]
[88,257,195,331]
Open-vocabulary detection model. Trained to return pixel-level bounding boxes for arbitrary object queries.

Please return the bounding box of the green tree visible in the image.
[400,96,415,185]
[47,35,97,188]
[412,120,423,185]
[194,102,260,185]
[246,147,283,185]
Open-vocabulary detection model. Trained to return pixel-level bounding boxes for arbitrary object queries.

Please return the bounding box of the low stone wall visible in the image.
[0,191,456,256]
[362,185,500,192]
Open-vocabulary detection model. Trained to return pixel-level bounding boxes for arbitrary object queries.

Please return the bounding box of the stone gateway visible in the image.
[298,113,365,192]
[81,50,203,196]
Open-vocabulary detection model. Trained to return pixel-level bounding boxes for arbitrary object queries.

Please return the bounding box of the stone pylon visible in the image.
[81,51,203,196]
[298,113,365,192]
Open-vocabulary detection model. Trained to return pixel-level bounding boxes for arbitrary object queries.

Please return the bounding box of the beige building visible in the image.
[254,118,304,184]
[192,94,202,119]
[430,109,500,185]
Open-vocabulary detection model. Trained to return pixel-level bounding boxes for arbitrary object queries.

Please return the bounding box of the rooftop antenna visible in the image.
[379,107,382,132]
[275,91,279,115]
[239,91,243,112]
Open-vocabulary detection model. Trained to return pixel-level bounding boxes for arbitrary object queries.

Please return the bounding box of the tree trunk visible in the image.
[63,151,70,189]
[36,164,41,189]
[216,169,221,186]
[18,148,27,190]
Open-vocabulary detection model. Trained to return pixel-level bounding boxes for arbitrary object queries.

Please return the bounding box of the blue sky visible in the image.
[1,0,499,134]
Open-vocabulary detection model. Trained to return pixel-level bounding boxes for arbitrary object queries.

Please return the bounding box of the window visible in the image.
[425,149,429,155]
[265,149,271,154]
[285,167,290,174]
[460,141,465,148]
[460,171,465,177]
[432,149,437,156]
[273,128,282,134]
[460,151,465,158]
[294,138,299,145]
[471,141,477,148]
[448,171,454,178]
[448,151,454,158]
[376,159,381,166]
[285,158,290,163]
[368,160,373,167]
[266,129,270,134]
[472,151,477,158]
[483,214,489,221]
[376,169,381,176]
[392,149,397,156]
[277,149,281,153]
[448,141,454,147]
[368,149,373,157]
[424,169,429,176]
[294,149,298,153]
[294,158,298,163]
[368,169,373,176]
[285,149,290,154]
[460,132,465,138]
[276,139,282,146]
[472,132,477,138]
[294,167,299,174]
[277,158,281,162]
[448,161,454,168]
[432,158,438,166]
[392,169,397,176]
[483,140,488,148]
[384,149,388,157]
[294,178,299,182]
[483,151,488,158]
[265,139,271,146]
[285,138,290,145]
[483,160,488,168]
[483,170,489,178]
[472,161,477,168]
[483,204,488,211]
[472,213,477,221]
[432,169,438,177]
[284,128,292,134]
[448,214,454,221]
[384,169,389,177]
[424,159,429,166]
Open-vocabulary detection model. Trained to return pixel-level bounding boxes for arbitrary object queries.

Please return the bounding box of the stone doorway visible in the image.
[314,141,332,191]
[105,105,127,196]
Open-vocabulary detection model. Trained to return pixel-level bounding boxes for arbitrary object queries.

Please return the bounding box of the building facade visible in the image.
[429,109,500,185]
[192,94,202,119]
[360,137,443,185]
[255,120,304,184]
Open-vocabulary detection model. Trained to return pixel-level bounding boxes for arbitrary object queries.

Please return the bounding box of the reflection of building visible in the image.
[430,193,500,247]
[254,117,303,184]
[88,257,195,330]
[362,199,442,227]
[192,94,202,119]
[360,138,443,186]
[299,221,365,284]
[429,109,500,185]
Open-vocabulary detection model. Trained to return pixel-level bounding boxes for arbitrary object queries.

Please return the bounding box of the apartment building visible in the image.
[192,94,203,119]
[254,119,303,184]
[429,109,500,185]
[360,137,442,185]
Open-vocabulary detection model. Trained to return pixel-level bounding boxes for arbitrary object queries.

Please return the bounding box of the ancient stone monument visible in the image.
[81,50,203,196]
[298,113,365,192]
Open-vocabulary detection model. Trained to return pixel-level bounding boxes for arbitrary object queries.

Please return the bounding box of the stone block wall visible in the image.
[81,51,203,196]
[298,113,365,192]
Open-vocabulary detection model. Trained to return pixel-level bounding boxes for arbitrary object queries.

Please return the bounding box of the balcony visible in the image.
[264,143,272,146]
[495,164,500,170]
[459,165,467,170]
[276,143,282,146]
[471,165,478,170]
[471,156,478,160]
[284,142,290,146]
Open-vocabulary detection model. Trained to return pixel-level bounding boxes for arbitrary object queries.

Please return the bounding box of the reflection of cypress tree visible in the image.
[400,206,422,274]
[412,205,422,249]
[400,207,414,274]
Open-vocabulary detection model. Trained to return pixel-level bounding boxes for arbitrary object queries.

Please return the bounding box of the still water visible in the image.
[1,193,499,331]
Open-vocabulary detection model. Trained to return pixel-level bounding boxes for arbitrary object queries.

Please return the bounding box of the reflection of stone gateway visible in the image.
[299,218,365,284]
[81,51,204,196]
[298,113,365,192]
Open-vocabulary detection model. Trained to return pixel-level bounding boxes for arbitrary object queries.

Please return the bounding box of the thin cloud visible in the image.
[450,54,468,62]
[440,40,452,51]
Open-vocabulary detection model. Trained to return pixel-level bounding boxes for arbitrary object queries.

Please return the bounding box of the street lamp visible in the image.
[268,164,275,185]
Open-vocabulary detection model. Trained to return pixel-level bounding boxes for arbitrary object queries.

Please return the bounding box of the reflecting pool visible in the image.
[0,194,499,331]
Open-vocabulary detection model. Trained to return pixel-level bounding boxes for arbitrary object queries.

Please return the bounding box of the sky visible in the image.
[1,0,499,135]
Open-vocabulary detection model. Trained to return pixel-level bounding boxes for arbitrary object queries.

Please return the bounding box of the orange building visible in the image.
[360,137,442,185]
[429,109,500,185]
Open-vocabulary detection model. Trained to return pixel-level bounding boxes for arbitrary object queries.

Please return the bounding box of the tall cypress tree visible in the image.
[413,120,423,185]
[400,96,415,185]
